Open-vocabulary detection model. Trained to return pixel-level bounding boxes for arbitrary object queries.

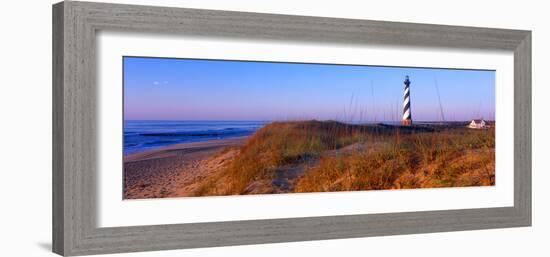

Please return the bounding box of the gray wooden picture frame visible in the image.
[52,1,531,256]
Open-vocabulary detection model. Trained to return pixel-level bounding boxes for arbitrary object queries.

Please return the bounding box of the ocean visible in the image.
[124,120,268,155]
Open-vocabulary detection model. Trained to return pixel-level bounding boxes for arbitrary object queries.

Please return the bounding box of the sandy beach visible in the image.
[124,137,247,199]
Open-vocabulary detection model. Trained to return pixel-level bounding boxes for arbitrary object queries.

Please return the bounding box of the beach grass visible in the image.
[296,125,495,192]
[190,120,495,196]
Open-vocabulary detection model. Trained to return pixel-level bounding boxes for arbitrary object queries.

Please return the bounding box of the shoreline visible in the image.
[124,136,248,199]
[124,136,249,163]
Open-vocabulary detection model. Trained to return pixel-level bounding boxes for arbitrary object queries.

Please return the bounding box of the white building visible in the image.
[468,119,487,129]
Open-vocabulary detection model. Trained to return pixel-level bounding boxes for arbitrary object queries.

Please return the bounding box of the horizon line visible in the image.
[123,119,495,122]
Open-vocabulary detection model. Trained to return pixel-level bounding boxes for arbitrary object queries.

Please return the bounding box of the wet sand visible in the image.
[124,137,246,199]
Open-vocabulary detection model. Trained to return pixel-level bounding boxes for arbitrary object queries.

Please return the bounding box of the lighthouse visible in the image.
[402,76,412,126]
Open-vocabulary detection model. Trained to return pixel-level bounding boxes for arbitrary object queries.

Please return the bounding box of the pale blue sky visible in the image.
[124,57,495,122]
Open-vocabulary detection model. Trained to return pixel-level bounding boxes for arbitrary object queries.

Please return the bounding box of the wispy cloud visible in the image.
[153,81,169,86]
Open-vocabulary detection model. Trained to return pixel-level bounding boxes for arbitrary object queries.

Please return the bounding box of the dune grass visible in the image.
[191,120,495,196]
[295,126,495,192]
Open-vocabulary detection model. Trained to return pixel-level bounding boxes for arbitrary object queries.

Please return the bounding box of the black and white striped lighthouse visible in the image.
[402,75,412,126]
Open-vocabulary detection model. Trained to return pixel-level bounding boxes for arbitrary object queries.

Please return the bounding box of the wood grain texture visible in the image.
[52,1,532,256]
[52,2,65,255]
[514,32,532,224]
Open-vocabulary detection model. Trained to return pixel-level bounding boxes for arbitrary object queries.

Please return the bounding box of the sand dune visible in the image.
[124,121,495,199]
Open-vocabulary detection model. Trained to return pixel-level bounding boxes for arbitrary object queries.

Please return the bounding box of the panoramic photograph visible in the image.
[123,57,495,199]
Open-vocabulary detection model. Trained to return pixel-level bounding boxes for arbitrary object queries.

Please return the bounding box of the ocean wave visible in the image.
[123,120,268,155]
[138,130,251,137]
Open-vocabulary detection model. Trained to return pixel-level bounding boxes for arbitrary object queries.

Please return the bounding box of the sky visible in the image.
[123,57,495,122]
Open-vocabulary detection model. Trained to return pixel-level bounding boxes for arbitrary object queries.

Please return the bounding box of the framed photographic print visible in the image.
[52,1,531,256]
